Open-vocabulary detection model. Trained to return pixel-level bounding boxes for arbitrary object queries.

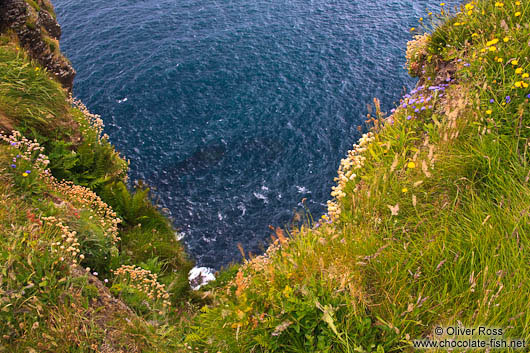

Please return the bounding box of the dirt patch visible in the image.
[0,110,15,133]
[70,265,145,353]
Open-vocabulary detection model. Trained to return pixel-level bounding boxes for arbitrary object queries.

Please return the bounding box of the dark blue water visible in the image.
[53,0,457,269]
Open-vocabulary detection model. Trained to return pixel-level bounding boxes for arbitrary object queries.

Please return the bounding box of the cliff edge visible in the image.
[0,0,75,90]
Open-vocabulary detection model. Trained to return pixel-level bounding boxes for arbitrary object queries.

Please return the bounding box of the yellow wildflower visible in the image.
[472,33,479,38]
[486,39,499,46]
[494,2,504,7]
[407,162,416,169]
[522,73,529,79]
[497,58,503,63]
[489,46,497,52]
[486,110,492,115]
[514,81,522,88]
[410,27,416,32]
[428,12,433,15]
[511,60,519,66]
[503,37,509,42]
[515,1,520,5]
[515,68,523,74]
[523,82,529,88]
[402,187,408,193]
[22,172,28,177]
[440,2,446,6]
[465,3,474,10]
[515,12,521,17]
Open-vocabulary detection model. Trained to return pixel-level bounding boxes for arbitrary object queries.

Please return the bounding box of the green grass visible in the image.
[0,14,195,351]
[0,41,69,130]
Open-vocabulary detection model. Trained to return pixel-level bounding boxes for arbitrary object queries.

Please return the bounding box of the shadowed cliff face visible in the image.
[0,0,75,90]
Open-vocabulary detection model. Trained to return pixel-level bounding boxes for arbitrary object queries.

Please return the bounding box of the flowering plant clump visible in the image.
[47,178,121,244]
[68,96,107,141]
[406,33,431,76]
[67,96,129,182]
[42,216,82,262]
[1,130,51,193]
[111,265,171,316]
[1,130,121,244]
[326,131,375,221]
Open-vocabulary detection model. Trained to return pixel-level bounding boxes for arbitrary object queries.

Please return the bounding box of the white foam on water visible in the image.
[296,185,310,194]
[188,266,216,290]
[237,203,246,216]
[253,192,268,203]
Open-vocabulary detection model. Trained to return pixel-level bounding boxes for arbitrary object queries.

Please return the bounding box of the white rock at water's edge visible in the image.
[189,266,216,290]
[175,231,185,241]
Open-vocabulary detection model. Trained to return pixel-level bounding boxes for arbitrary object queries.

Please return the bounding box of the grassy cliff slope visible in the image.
[0,0,194,351]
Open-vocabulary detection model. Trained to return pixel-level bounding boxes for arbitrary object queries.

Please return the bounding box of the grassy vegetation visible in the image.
[1,0,529,351]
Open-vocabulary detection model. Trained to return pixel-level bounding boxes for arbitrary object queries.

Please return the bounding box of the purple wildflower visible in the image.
[10,142,16,146]
[407,115,413,120]
[415,108,420,113]
[490,99,494,103]
[11,164,16,168]
[527,94,530,99]
[25,170,31,174]
[421,106,426,111]
[464,63,470,67]
[505,96,511,103]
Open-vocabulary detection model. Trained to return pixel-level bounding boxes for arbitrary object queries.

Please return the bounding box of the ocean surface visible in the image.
[53,0,457,270]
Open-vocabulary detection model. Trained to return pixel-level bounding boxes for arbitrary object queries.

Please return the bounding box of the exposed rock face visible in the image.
[0,0,75,91]
[38,7,61,39]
